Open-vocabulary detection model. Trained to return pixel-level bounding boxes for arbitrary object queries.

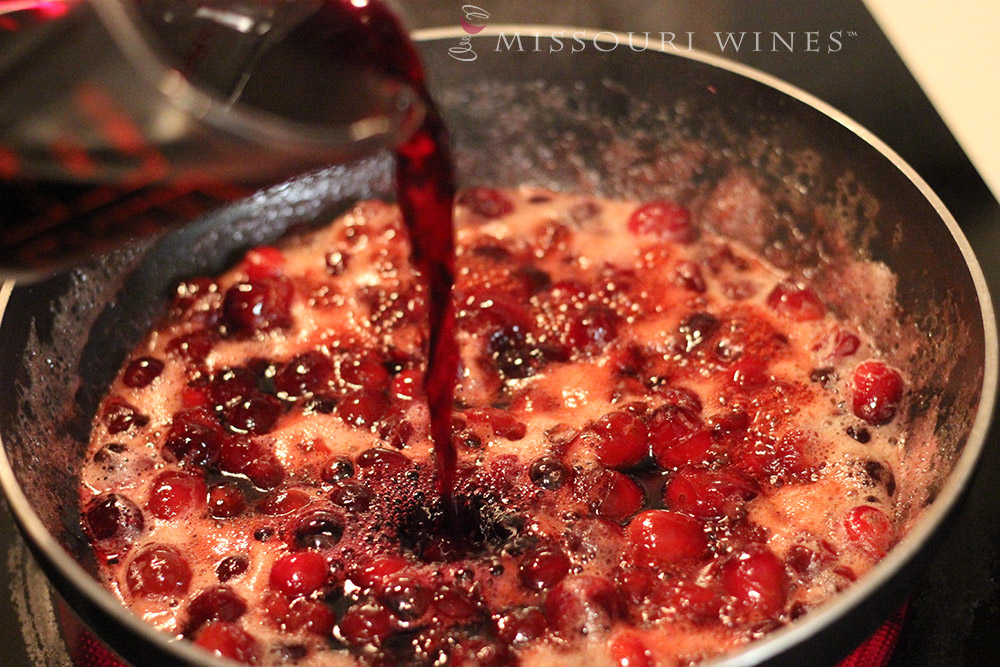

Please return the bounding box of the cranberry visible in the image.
[256,489,311,517]
[585,411,649,469]
[851,361,904,425]
[341,355,391,390]
[122,356,165,388]
[147,470,206,519]
[291,510,344,550]
[222,276,293,335]
[349,555,409,590]
[269,552,328,598]
[167,330,215,363]
[126,544,192,597]
[627,200,693,242]
[737,433,813,486]
[330,480,374,512]
[730,358,770,389]
[194,622,259,664]
[281,598,336,635]
[242,246,285,280]
[648,403,705,466]
[216,555,249,582]
[82,493,144,554]
[610,632,654,667]
[581,468,644,522]
[102,397,148,434]
[321,456,355,483]
[519,548,571,590]
[626,510,706,565]
[378,575,432,621]
[566,305,620,356]
[544,575,624,637]
[162,407,223,467]
[434,585,481,621]
[663,470,759,519]
[274,352,333,397]
[216,437,285,489]
[337,389,389,427]
[458,187,515,219]
[186,586,247,635]
[844,505,894,557]
[495,607,548,645]
[337,603,398,647]
[529,456,573,490]
[390,369,422,401]
[653,429,713,469]
[464,407,528,441]
[356,447,412,480]
[679,312,721,352]
[658,580,725,623]
[721,545,787,620]
[224,393,282,435]
[766,281,825,321]
[828,329,861,359]
[208,483,247,519]
[488,327,540,380]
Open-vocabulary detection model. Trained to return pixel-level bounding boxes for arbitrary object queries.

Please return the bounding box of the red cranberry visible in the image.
[224,393,282,435]
[519,548,571,591]
[737,432,814,486]
[627,200,693,242]
[126,544,192,597]
[679,312,721,353]
[122,356,165,388]
[580,468,644,522]
[529,456,573,490]
[730,358,770,389]
[337,603,398,647]
[829,329,861,359]
[186,586,247,635]
[587,411,649,469]
[566,306,620,356]
[458,187,515,219]
[330,480,374,512]
[851,361,904,426]
[194,622,259,664]
[449,636,514,667]
[147,470,206,520]
[208,483,247,519]
[222,276,293,335]
[390,369,422,401]
[216,437,285,489]
[610,632,654,667]
[494,607,547,647]
[281,598,335,635]
[102,397,148,434]
[167,330,215,363]
[162,407,223,467]
[337,389,389,427]
[356,447,412,480]
[242,246,285,280]
[216,555,249,582]
[648,403,704,464]
[663,470,759,519]
[626,510,706,565]
[653,429,713,469]
[544,575,624,637]
[658,580,725,623]
[844,505,894,557]
[274,352,333,397]
[721,545,787,620]
[348,555,409,590]
[341,355,391,390]
[378,575,432,621]
[269,552,328,598]
[291,510,344,550]
[256,489,311,516]
[82,493,144,555]
[766,281,825,321]
[210,368,257,406]
[488,327,541,380]
[320,456,355,483]
[434,585,481,621]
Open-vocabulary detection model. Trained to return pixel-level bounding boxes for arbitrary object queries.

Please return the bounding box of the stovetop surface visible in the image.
[3,1,999,665]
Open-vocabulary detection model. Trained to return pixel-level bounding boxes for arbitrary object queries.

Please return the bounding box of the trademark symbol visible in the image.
[847,31,858,37]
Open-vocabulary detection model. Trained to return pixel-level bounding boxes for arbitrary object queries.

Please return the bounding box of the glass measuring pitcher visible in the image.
[0,0,423,278]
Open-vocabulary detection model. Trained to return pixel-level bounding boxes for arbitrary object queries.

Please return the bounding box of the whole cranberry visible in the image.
[330,480,374,512]
[721,545,787,621]
[544,575,624,637]
[208,483,246,519]
[851,361,904,425]
[269,552,328,598]
[222,276,293,335]
[495,607,548,645]
[610,632,655,667]
[122,356,165,388]
[627,200,693,242]
[529,456,573,491]
[378,575,432,621]
[126,544,192,597]
[844,505,895,557]
[663,470,758,519]
[147,470,207,520]
[337,389,389,427]
[588,411,649,469]
[766,281,825,321]
[274,351,334,397]
[186,586,247,635]
[82,493,144,556]
[290,510,344,550]
[194,622,259,664]
[578,468,644,522]
[519,548,571,591]
[336,603,398,647]
[162,407,223,467]
[626,510,706,565]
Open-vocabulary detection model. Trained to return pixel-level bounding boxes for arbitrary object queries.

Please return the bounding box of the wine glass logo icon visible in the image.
[460,5,489,35]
